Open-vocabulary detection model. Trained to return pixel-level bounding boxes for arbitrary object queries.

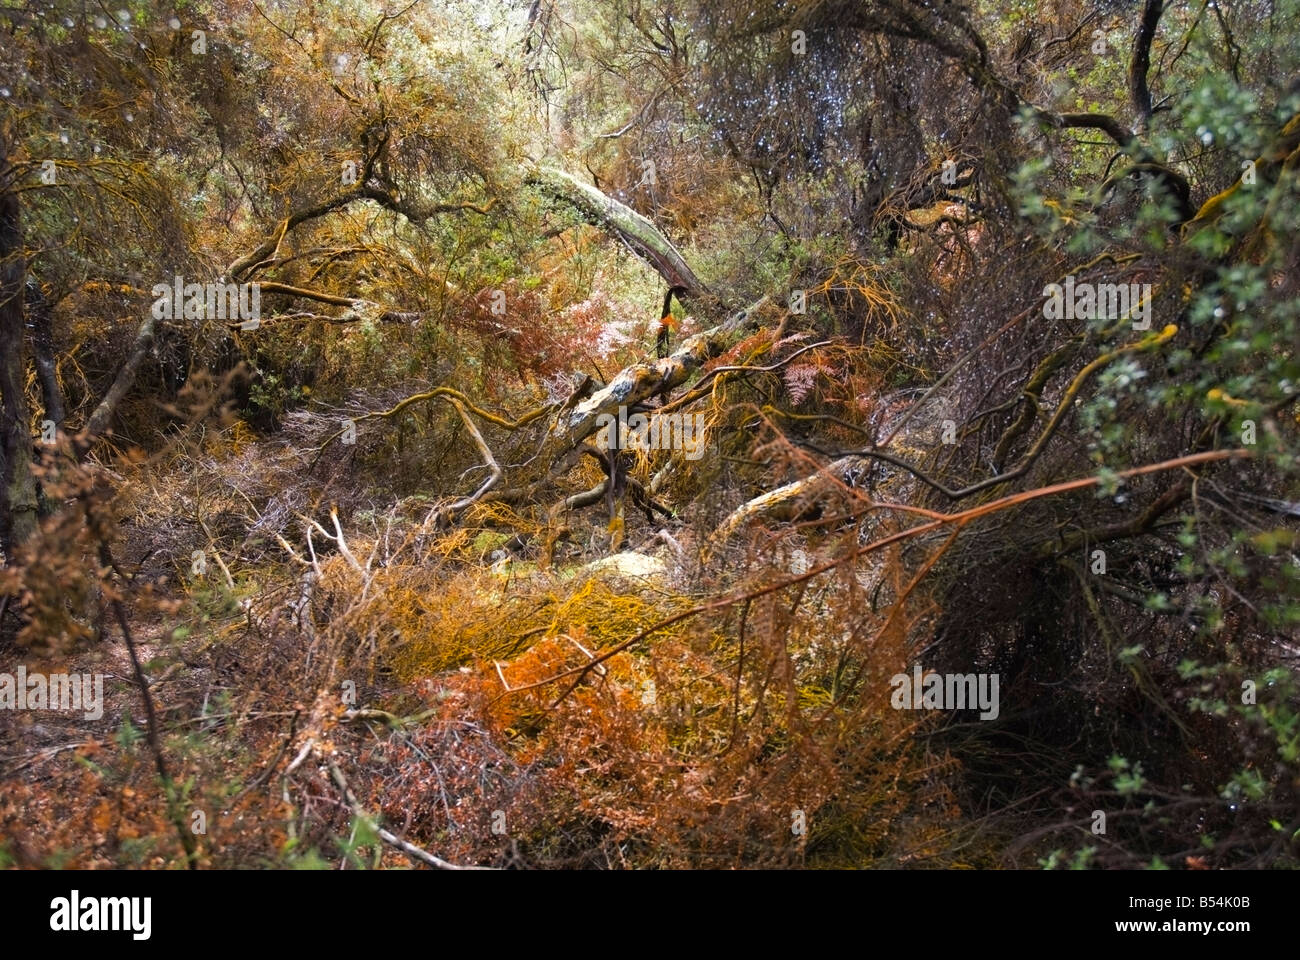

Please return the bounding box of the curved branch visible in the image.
[313,386,552,465]
[436,398,503,522]
[502,449,1252,707]
[1051,112,1136,149]
[228,185,495,281]
[811,325,1179,504]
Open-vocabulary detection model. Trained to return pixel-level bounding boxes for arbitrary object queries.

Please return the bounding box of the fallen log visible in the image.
[527,166,711,302]
[552,296,771,450]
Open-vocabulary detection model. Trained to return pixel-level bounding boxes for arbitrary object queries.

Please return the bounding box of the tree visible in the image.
[0,134,38,558]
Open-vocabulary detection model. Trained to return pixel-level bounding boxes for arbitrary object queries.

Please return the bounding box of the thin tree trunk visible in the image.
[75,314,156,455]
[26,279,64,429]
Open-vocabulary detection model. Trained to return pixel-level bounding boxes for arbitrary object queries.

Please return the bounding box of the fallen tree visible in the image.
[525,166,712,305]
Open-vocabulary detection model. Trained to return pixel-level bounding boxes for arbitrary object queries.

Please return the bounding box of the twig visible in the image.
[326,760,492,870]
[96,534,199,869]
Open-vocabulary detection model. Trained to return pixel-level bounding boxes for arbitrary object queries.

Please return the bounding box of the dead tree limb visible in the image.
[527,166,714,307]
[553,296,770,448]
[74,314,156,456]
[504,449,1252,708]
[435,398,503,523]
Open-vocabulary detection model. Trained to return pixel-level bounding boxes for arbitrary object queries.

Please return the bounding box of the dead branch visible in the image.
[326,759,492,870]
[508,448,1251,707]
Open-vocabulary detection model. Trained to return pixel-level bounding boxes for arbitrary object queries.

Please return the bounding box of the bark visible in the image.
[1129,0,1164,136]
[552,296,768,449]
[527,166,714,306]
[76,314,157,454]
[709,455,867,548]
[26,279,64,428]
[0,153,38,557]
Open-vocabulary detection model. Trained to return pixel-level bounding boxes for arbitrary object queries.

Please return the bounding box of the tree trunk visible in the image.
[553,295,769,448]
[27,279,64,429]
[528,166,716,310]
[0,147,38,558]
[76,314,157,453]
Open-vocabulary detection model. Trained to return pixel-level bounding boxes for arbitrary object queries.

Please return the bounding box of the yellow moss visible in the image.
[380,566,690,681]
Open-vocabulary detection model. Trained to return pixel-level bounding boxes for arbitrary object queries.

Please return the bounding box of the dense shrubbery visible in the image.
[1,0,1298,869]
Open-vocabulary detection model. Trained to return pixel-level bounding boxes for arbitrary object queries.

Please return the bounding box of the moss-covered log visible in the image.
[528,166,709,301]
[552,296,769,449]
